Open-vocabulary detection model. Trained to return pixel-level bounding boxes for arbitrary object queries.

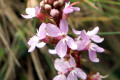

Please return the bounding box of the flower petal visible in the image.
[37,23,46,39]
[54,58,63,71]
[48,49,57,54]
[81,30,90,42]
[100,74,109,79]
[67,72,77,80]
[26,8,35,16]
[69,56,76,67]
[39,31,46,40]
[66,36,77,50]
[28,36,39,46]
[91,35,104,43]
[55,40,67,58]
[21,14,35,19]
[63,8,73,14]
[54,58,69,73]
[87,26,99,36]
[39,23,46,33]
[77,41,87,51]
[46,23,61,37]
[36,42,46,48]
[28,44,36,52]
[92,44,104,52]
[60,19,68,34]
[35,6,41,15]
[72,28,81,35]
[88,49,99,62]
[71,7,80,11]
[53,75,66,80]
[75,68,87,80]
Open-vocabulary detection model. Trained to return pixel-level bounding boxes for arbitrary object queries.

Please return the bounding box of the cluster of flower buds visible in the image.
[21,0,107,80]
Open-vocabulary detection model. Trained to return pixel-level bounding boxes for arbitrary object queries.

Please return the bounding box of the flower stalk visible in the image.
[21,0,108,80]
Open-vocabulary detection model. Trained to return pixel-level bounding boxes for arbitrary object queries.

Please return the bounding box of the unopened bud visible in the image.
[53,1,59,8]
[48,0,53,4]
[45,4,52,11]
[50,9,59,17]
[58,0,64,6]
[44,0,48,3]
[40,1,45,8]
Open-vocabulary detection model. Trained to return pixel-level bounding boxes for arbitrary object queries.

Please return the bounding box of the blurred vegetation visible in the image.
[0,0,120,80]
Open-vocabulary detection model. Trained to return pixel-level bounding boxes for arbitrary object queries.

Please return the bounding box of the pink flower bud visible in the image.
[44,4,52,11]
[50,9,59,17]
[48,0,53,4]
[40,1,45,8]
[44,0,48,3]
[58,0,64,6]
[53,1,59,8]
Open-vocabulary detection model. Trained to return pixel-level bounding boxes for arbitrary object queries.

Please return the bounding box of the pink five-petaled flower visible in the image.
[21,6,41,19]
[46,19,77,57]
[79,30,104,62]
[28,23,46,52]
[63,2,80,14]
[67,56,87,80]
[76,37,104,62]
[53,58,69,80]
[73,27,104,43]
[91,72,108,80]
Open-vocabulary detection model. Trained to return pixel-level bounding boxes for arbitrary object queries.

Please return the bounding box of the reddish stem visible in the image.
[70,0,84,6]
[77,51,81,68]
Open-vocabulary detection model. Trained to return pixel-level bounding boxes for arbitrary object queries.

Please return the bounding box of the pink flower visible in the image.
[53,58,69,80]
[67,56,87,80]
[76,40,104,62]
[76,38,104,62]
[91,72,108,80]
[74,28,104,62]
[28,23,46,52]
[63,2,80,14]
[46,19,77,57]
[53,57,87,80]
[73,27,104,43]
[21,6,41,19]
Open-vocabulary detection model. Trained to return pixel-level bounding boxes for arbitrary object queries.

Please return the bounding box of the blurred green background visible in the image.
[0,0,120,80]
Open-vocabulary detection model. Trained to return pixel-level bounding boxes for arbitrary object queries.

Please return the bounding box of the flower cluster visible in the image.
[22,0,106,80]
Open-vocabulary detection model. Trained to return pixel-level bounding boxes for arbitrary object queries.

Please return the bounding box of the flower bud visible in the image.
[48,0,53,4]
[40,1,45,8]
[44,4,52,11]
[44,0,48,3]
[53,1,59,8]
[58,0,64,6]
[50,9,59,17]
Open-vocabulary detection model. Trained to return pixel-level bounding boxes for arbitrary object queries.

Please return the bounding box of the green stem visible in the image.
[98,32,120,35]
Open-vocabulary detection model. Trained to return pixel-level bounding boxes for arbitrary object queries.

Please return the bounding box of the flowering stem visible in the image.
[77,51,81,68]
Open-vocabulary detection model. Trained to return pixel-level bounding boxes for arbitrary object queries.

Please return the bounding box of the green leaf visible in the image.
[0,48,5,57]
[70,0,83,3]
[98,32,120,35]
[97,0,120,6]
